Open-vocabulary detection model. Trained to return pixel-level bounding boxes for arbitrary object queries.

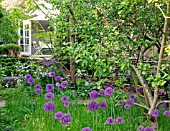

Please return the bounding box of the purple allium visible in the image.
[126,98,135,106]
[44,92,54,100]
[144,126,153,131]
[81,127,92,131]
[130,94,135,99]
[162,102,167,109]
[34,84,42,89]
[99,102,107,109]
[116,117,124,124]
[104,87,114,97]
[85,81,90,86]
[163,110,170,116]
[93,86,97,89]
[151,109,159,117]
[55,76,63,81]
[52,59,56,65]
[27,77,34,84]
[98,90,103,95]
[61,96,69,102]
[59,67,63,71]
[158,91,163,95]
[64,101,70,107]
[124,104,131,109]
[138,125,144,131]
[46,84,54,92]
[118,100,124,106]
[53,67,57,72]
[60,113,72,126]
[103,86,109,89]
[54,111,63,120]
[48,72,55,77]
[106,117,115,125]
[57,84,63,90]
[88,100,98,112]
[89,90,98,99]
[61,81,69,88]
[44,62,50,66]
[25,74,32,80]
[136,88,143,93]
[35,88,42,95]
[44,102,56,112]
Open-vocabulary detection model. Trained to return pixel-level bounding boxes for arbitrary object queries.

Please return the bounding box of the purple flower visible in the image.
[116,117,124,124]
[35,88,42,95]
[48,72,55,77]
[103,86,109,89]
[44,62,50,66]
[60,113,72,126]
[144,126,153,131]
[61,81,69,88]
[58,84,63,90]
[46,84,54,92]
[151,109,159,117]
[27,77,34,84]
[89,90,98,99]
[61,96,69,102]
[163,110,170,116]
[25,74,32,80]
[158,91,163,95]
[34,84,42,89]
[52,59,56,65]
[136,88,143,93]
[85,82,90,86]
[81,127,92,131]
[130,94,135,99]
[118,100,124,106]
[124,104,131,109]
[88,100,98,112]
[59,67,63,71]
[99,102,107,109]
[126,98,134,106]
[138,125,144,131]
[55,76,63,81]
[104,87,114,97]
[98,90,103,95]
[106,117,115,125]
[162,102,167,109]
[44,102,56,112]
[64,102,70,107]
[54,111,63,120]
[44,92,54,100]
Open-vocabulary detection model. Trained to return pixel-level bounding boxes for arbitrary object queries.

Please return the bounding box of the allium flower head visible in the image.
[136,88,143,93]
[138,125,144,131]
[61,81,69,88]
[54,111,63,120]
[58,84,63,90]
[35,88,42,95]
[144,126,153,131]
[59,67,63,71]
[163,110,170,116]
[116,117,124,124]
[89,90,98,99]
[64,102,70,107]
[34,84,42,89]
[106,117,115,125]
[88,100,98,112]
[44,62,50,66]
[60,113,72,126]
[98,90,103,95]
[52,59,56,65]
[44,102,56,112]
[44,92,54,100]
[61,96,69,102]
[81,127,92,131]
[126,98,135,106]
[55,76,63,81]
[25,74,32,80]
[99,102,107,109]
[85,81,90,86]
[151,109,159,117]
[27,77,34,84]
[48,72,55,77]
[130,94,135,99]
[118,100,124,106]
[158,91,163,95]
[124,104,131,109]
[46,84,54,92]
[104,87,114,97]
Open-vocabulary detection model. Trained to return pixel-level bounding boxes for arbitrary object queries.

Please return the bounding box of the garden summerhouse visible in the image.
[18,1,59,56]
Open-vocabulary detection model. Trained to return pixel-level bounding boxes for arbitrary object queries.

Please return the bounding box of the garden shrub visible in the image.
[0,45,4,54]
[3,44,21,57]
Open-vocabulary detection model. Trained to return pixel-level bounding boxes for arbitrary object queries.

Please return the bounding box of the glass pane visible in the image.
[24,45,29,52]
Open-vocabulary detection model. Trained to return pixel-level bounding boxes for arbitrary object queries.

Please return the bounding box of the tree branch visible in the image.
[134,103,149,110]
[156,100,170,108]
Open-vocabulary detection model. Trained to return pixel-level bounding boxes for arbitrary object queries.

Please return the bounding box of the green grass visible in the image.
[0,87,170,131]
